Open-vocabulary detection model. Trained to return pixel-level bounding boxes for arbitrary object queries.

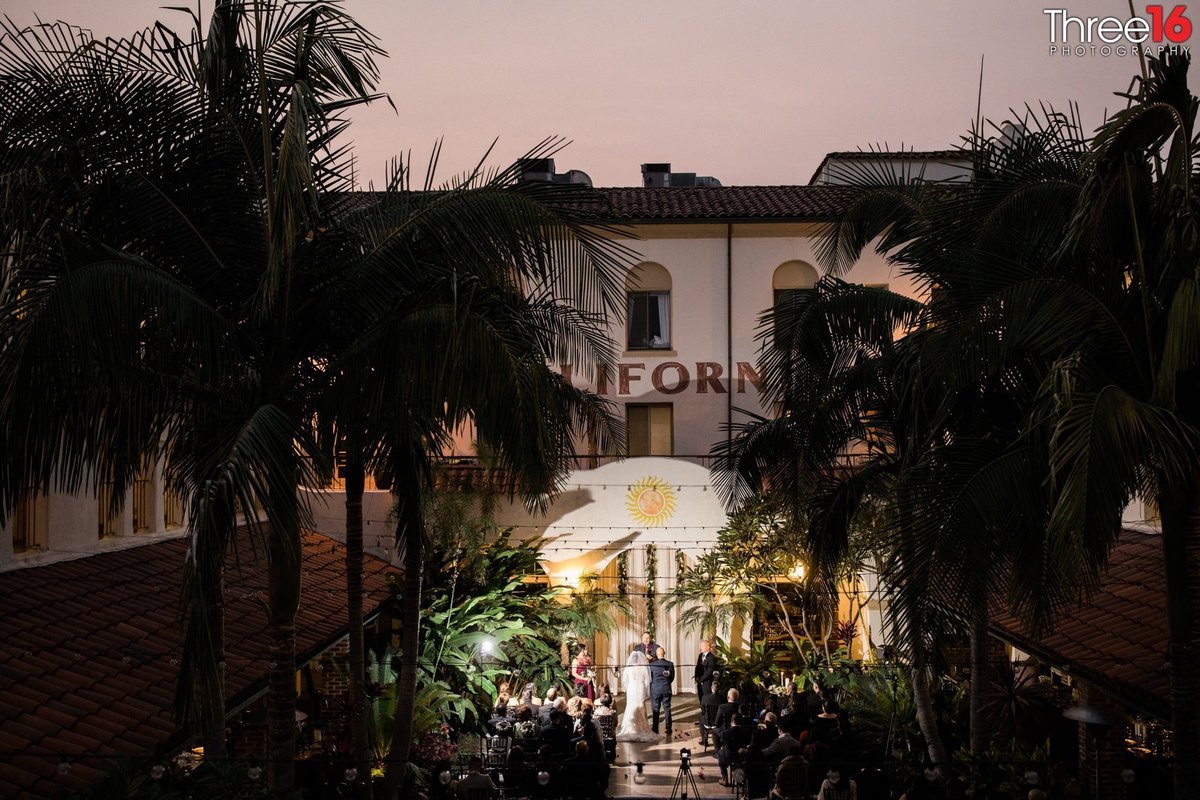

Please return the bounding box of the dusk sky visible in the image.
[5,1,1192,186]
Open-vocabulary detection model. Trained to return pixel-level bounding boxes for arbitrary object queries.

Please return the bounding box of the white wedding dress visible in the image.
[616,650,658,741]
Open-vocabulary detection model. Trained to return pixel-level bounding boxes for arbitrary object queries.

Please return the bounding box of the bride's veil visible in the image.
[624,649,649,693]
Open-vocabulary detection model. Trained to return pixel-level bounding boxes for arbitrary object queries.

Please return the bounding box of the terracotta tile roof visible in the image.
[590,185,861,222]
[0,529,395,799]
[989,528,1169,721]
[330,185,863,224]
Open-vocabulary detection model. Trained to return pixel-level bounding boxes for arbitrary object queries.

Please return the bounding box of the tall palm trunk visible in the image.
[267,510,302,797]
[202,564,227,760]
[968,608,990,755]
[911,665,949,766]
[383,454,424,799]
[1160,469,1200,799]
[344,448,372,799]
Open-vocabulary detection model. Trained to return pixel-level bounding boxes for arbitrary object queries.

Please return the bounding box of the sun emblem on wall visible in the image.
[626,476,677,527]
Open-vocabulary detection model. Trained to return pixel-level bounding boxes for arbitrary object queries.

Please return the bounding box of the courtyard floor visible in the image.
[606,696,725,800]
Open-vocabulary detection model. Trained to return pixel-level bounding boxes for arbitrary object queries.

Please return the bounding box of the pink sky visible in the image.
[5,1,1191,186]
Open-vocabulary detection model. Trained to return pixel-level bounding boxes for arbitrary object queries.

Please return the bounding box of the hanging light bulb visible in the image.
[343,767,358,783]
[57,757,71,776]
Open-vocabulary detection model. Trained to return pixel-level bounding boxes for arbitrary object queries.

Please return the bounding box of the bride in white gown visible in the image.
[616,650,658,741]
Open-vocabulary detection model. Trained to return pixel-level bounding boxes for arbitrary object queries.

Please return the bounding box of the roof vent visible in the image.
[641,163,721,188]
[517,158,591,186]
[641,163,672,188]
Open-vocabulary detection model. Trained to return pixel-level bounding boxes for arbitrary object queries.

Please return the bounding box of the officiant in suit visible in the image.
[649,647,674,735]
[636,631,659,659]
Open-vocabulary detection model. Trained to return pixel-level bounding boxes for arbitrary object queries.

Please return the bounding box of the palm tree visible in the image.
[807,53,1200,791]
[0,4,384,794]
[710,277,956,760]
[317,158,632,797]
[993,55,1200,792]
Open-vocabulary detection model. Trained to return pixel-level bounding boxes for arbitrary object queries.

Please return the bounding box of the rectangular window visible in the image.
[98,483,120,538]
[132,467,153,533]
[11,493,43,553]
[627,292,671,350]
[164,485,185,529]
[627,404,673,456]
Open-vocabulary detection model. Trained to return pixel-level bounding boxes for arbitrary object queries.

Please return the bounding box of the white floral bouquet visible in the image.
[767,684,791,697]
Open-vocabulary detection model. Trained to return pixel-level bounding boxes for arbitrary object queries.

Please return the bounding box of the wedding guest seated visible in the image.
[738,744,776,800]
[813,701,840,741]
[751,724,777,753]
[715,688,741,730]
[499,745,532,796]
[493,692,513,719]
[763,716,804,760]
[816,768,857,800]
[540,710,572,756]
[519,682,539,707]
[717,713,754,786]
[453,756,496,800]
[565,741,609,799]
[829,716,864,774]
[566,695,591,721]
[770,754,810,800]
[539,693,563,726]
[595,682,614,708]
[571,720,607,762]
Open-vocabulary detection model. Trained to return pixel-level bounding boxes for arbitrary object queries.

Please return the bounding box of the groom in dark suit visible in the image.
[649,647,674,735]
[694,638,718,703]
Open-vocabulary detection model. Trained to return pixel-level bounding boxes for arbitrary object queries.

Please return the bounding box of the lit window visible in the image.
[628,404,673,456]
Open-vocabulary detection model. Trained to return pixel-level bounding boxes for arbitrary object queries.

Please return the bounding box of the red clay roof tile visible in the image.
[0,529,394,799]
[990,528,1168,721]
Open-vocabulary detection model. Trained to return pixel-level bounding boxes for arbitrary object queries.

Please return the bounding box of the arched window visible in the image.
[771,261,819,346]
[626,262,672,350]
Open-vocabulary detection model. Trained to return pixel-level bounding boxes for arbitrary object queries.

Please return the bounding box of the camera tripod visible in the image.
[669,755,703,799]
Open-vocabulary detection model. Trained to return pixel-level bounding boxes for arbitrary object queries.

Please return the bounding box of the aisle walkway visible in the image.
[606,696,727,800]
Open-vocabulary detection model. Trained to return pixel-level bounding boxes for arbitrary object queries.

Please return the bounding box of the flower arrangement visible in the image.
[410,723,458,767]
[491,719,513,735]
[514,719,539,739]
[767,684,792,697]
[645,544,657,639]
[616,551,629,600]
